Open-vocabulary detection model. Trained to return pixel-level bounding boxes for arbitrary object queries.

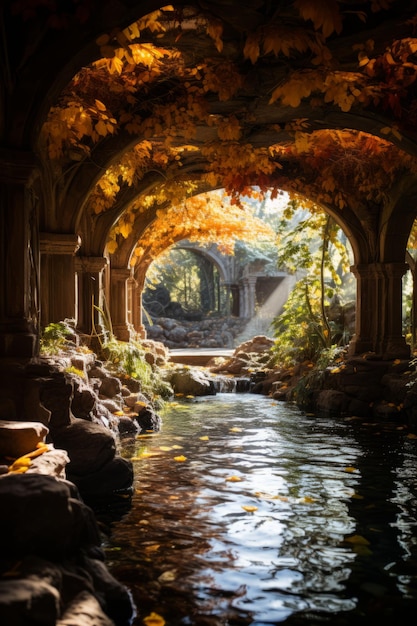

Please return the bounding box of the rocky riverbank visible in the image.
[208,336,417,429]
[2,331,417,625]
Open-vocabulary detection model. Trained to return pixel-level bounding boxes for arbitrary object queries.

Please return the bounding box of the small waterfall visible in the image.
[212,375,251,393]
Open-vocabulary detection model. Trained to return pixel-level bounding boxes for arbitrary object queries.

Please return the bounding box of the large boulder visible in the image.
[169,367,216,396]
[49,420,116,476]
[0,420,49,458]
[0,474,100,560]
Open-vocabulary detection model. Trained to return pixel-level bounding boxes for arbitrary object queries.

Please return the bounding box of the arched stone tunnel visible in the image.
[2,0,417,374]
[4,3,417,622]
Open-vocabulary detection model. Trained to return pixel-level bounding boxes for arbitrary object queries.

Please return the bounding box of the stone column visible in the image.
[349,262,410,359]
[109,267,131,342]
[74,256,108,335]
[382,262,410,359]
[0,149,38,357]
[40,233,81,328]
[127,275,145,338]
[240,276,257,318]
[349,264,379,355]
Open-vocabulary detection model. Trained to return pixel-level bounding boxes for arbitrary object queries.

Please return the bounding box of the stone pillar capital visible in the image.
[111,267,131,281]
[40,233,81,255]
[74,256,108,273]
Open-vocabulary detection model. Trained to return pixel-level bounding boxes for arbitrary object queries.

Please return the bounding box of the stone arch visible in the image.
[2,1,417,361]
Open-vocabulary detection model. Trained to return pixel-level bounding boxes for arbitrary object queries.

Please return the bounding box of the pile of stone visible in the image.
[0,421,135,626]
[0,338,174,625]
[145,315,249,349]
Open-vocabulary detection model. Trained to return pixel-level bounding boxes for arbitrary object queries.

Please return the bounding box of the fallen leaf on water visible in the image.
[140,451,156,458]
[144,544,160,553]
[158,569,177,583]
[226,475,242,482]
[143,612,166,626]
[344,534,370,546]
[174,455,187,462]
[406,433,417,439]
[344,466,359,473]
[199,435,209,441]
[230,427,242,432]
[159,446,173,451]
[242,505,258,512]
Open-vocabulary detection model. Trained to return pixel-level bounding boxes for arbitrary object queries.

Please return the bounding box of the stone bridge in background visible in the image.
[161,241,296,341]
[144,241,296,347]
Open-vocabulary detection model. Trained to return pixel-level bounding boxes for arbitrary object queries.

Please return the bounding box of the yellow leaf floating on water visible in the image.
[230,427,242,432]
[140,451,155,458]
[144,544,160,553]
[300,496,315,504]
[158,569,177,583]
[344,534,370,546]
[343,534,372,556]
[199,435,209,441]
[174,455,187,462]
[159,446,173,451]
[242,505,258,512]
[143,612,166,626]
[344,466,359,473]
[226,475,242,482]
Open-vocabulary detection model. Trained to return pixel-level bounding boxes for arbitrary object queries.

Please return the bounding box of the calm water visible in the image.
[104,393,417,625]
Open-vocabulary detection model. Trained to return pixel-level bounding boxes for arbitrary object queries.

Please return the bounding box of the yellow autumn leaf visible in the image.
[140,451,155,458]
[95,99,107,111]
[344,534,370,546]
[206,18,223,53]
[143,612,166,626]
[344,466,358,473]
[243,33,260,64]
[144,544,160,553]
[294,0,342,38]
[95,119,109,137]
[226,475,242,482]
[9,456,32,471]
[242,505,258,513]
[174,455,187,462]
[106,239,118,254]
[199,436,209,441]
[229,427,242,432]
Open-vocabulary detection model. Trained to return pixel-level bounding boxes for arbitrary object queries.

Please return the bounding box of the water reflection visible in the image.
[104,394,417,625]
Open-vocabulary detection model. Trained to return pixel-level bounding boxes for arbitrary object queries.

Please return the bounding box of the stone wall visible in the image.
[145,315,250,349]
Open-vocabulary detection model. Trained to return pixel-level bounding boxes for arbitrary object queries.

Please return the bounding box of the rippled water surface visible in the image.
[104,393,417,625]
